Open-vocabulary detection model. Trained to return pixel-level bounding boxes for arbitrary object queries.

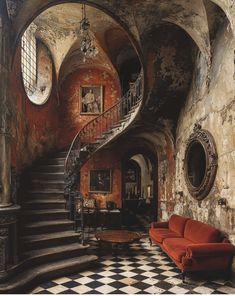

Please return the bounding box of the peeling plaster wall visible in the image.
[11,46,60,170]
[58,68,120,148]
[171,21,235,247]
[146,25,193,116]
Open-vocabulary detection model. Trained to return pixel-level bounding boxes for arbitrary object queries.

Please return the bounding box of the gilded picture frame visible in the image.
[89,169,112,193]
[80,85,103,115]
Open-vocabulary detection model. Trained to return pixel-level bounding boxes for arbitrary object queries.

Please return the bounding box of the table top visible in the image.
[95,230,141,244]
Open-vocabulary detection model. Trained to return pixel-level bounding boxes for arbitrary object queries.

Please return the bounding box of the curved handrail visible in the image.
[65,71,143,177]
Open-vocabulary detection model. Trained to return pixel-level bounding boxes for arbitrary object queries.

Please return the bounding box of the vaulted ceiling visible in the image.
[7,0,234,127]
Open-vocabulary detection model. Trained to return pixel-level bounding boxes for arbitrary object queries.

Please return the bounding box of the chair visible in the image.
[83,197,97,233]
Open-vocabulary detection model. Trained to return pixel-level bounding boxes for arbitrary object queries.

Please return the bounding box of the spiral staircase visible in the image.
[0,72,143,293]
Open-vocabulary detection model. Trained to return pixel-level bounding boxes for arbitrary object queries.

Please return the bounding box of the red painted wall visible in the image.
[11,44,123,207]
[58,68,120,148]
[11,43,121,172]
[11,46,60,170]
[58,68,121,207]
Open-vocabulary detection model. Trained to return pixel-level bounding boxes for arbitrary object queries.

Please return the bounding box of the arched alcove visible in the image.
[121,147,158,227]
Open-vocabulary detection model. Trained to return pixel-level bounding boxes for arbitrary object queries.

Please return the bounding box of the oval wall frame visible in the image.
[184,124,218,200]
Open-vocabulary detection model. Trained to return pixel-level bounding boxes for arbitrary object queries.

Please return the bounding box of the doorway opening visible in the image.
[122,151,157,229]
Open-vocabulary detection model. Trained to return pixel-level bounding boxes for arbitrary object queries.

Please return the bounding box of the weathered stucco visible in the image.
[2,0,235,276]
[10,46,60,169]
[173,21,235,244]
[58,68,120,149]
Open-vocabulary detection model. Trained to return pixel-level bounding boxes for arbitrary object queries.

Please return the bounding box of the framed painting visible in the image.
[89,169,112,193]
[125,168,136,182]
[80,85,103,115]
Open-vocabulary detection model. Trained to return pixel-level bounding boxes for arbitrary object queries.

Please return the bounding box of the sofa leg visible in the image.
[149,238,152,246]
[224,270,230,282]
[182,271,186,283]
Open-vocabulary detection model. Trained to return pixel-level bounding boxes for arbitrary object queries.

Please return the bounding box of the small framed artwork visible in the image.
[89,169,112,193]
[80,85,103,115]
[125,168,136,182]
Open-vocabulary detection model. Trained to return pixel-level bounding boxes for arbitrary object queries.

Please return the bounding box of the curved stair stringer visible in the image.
[65,71,143,195]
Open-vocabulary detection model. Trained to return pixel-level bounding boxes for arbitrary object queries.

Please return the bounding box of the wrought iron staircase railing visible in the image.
[64,71,143,236]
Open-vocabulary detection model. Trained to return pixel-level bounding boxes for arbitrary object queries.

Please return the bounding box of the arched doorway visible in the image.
[122,149,158,229]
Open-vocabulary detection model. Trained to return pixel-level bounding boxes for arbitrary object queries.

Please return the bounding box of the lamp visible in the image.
[79,3,99,62]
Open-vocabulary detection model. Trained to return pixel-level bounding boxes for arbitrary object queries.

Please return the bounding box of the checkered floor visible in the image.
[31,230,235,294]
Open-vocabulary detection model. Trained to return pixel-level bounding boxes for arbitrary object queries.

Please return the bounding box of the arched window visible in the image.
[21,23,53,105]
[21,23,37,95]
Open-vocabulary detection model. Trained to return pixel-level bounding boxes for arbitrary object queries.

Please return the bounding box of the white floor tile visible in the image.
[47,285,68,294]
[169,286,188,294]
[119,285,141,294]
[74,276,93,284]
[95,284,117,294]
[71,285,93,294]
[193,286,214,294]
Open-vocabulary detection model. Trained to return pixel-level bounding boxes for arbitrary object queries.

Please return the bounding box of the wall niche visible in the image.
[184,124,218,200]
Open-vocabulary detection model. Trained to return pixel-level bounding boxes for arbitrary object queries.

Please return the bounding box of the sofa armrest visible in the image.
[186,243,235,258]
[151,221,169,229]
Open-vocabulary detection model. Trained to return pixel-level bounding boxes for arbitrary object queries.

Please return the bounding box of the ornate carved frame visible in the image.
[184,124,218,200]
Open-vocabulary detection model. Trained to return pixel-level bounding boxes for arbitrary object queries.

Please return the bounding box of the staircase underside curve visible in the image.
[0,151,98,293]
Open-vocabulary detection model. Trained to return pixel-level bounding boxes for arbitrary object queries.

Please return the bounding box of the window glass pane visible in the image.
[21,23,37,94]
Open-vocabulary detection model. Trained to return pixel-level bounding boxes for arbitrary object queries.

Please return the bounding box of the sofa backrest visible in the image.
[184,219,222,243]
[168,214,189,236]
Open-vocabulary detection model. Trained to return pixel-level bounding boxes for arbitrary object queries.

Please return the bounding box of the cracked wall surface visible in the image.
[172,21,235,245]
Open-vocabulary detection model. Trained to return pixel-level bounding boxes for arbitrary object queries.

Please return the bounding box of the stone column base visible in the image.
[0,205,20,280]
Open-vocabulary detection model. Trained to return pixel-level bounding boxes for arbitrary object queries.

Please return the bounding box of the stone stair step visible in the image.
[21,209,69,222]
[23,199,66,209]
[120,113,131,121]
[0,254,98,293]
[27,191,65,200]
[102,130,113,136]
[42,157,65,165]
[36,164,64,173]
[57,151,68,157]
[96,135,107,141]
[30,180,65,190]
[22,243,88,263]
[92,139,104,145]
[111,123,122,128]
[21,231,80,250]
[22,220,74,235]
[30,172,65,181]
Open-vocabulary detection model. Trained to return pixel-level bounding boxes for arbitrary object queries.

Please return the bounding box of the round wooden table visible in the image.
[95,230,141,253]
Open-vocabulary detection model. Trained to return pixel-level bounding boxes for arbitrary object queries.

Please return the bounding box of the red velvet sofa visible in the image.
[149,214,235,280]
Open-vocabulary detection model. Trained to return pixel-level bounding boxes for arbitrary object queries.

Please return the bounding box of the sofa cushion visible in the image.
[184,219,221,243]
[168,214,189,236]
[163,237,192,262]
[149,228,181,244]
